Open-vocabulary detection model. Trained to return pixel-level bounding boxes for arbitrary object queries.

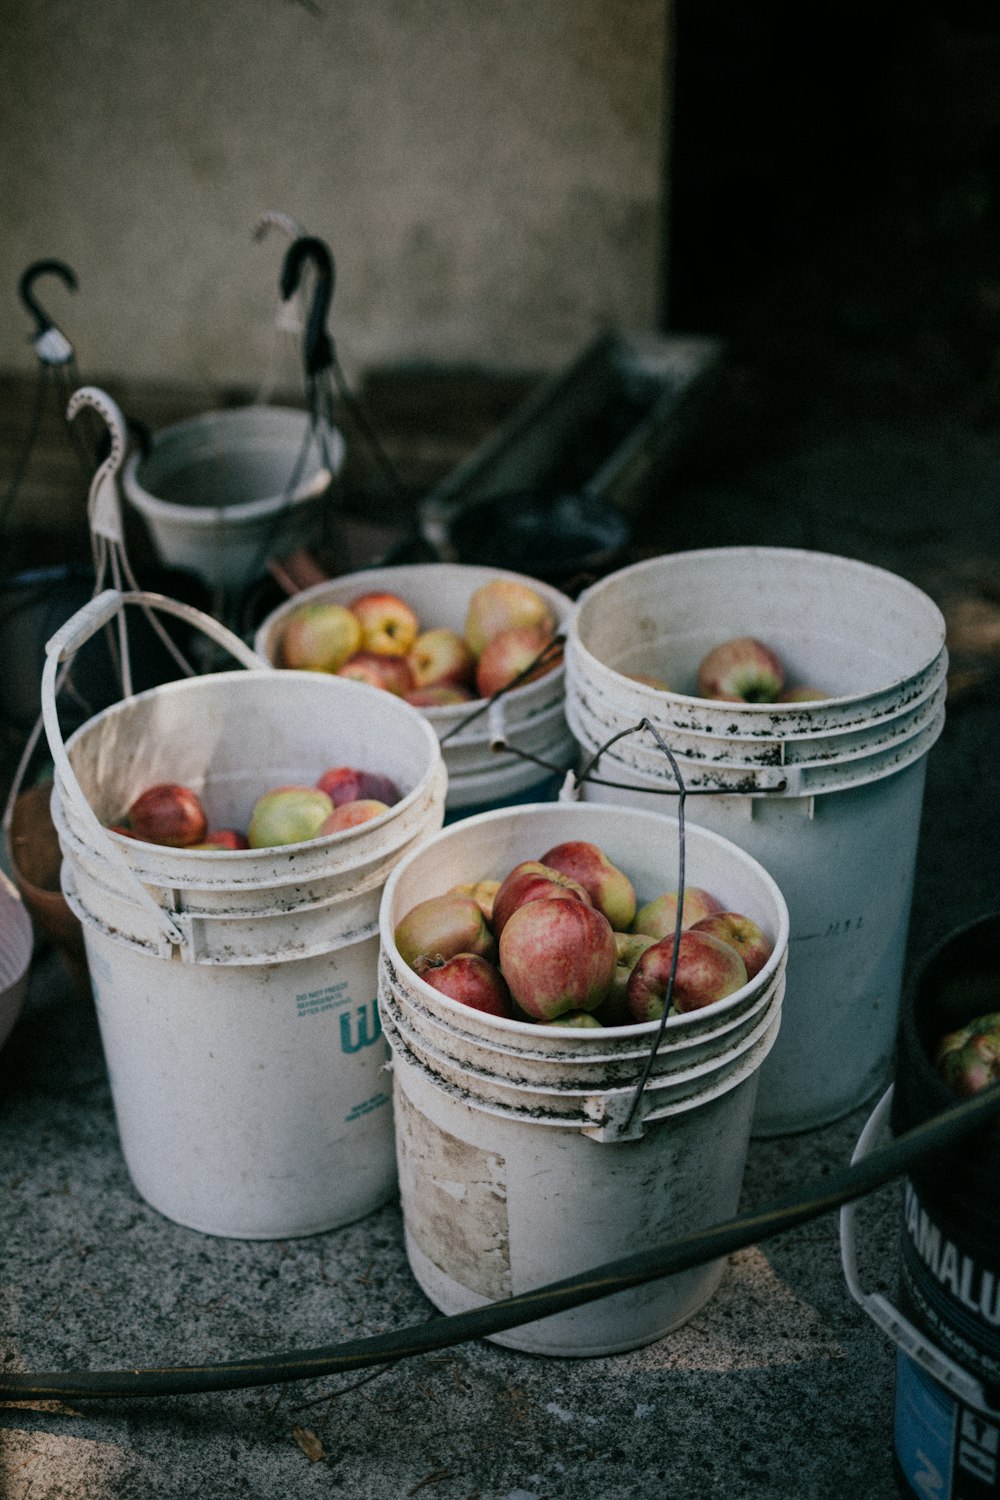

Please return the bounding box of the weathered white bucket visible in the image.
[563,547,948,1136]
[254,563,577,817]
[41,590,446,1238]
[378,801,789,1356]
[122,406,343,592]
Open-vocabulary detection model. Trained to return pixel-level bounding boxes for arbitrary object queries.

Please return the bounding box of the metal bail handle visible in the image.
[839,1085,992,1411]
[41,589,271,951]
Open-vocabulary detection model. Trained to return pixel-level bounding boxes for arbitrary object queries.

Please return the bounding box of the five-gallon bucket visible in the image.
[841,914,1000,1500]
[254,563,577,817]
[122,406,343,592]
[563,547,948,1135]
[42,590,446,1239]
[378,801,789,1356]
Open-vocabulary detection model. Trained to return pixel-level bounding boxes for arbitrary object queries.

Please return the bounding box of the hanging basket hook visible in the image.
[280,235,335,376]
[18,258,78,365]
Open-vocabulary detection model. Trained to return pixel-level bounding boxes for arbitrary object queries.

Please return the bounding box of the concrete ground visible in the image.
[4,141,1000,1500]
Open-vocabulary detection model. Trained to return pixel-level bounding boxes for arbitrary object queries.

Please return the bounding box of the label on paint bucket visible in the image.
[901,1183,1000,1387]
[896,1347,1000,1498]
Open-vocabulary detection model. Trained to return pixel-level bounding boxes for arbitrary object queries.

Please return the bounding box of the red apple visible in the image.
[127,783,208,847]
[394,891,497,970]
[632,886,725,940]
[316,766,402,807]
[190,828,250,850]
[407,628,476,690]
[627,931,748,1021]
[491,860,592,938]
[337,651,415,696]
[464,578,555,658]
[415,952,514,1018]
[279,601,362,672]
[349,591,420,657]
[404,685,476,707]
[247,786,333,849]
[538,840,637,931]
[319,798,390,832]
[696,637,785,703]
[498,897,617,1021]
[935,1013,1000,1098]
[689,911,773,980]
[449,879,501,922]
[474,625,561,699]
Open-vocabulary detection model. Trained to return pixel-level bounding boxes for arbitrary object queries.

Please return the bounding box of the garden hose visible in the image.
[1,1083,997,1403]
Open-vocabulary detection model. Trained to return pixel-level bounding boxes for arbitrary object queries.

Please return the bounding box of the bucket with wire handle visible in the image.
[42,588,446,1239]
[378,799,789,1356]
[841,914,1000,1500]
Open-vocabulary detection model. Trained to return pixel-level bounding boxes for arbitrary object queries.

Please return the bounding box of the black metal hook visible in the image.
[279,235,335,376]
[18,258,78,335]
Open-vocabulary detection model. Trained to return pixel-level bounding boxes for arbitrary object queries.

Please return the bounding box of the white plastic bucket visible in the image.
[563,547,947,1136]
[122,406,343,592]
[41,590,446,1238]
[378,801,789,1356]
[254,563,577,817]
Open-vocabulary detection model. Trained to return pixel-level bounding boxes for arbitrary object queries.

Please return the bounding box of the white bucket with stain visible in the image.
[254,563,577,818]
[122,406,342,592]
[41,590,445,1238]
[563,547,947,1136]
[378,801,789,1356]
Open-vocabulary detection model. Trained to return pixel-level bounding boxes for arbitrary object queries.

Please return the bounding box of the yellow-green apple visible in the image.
[127,783,208,847]
[538,840,637,930]
[449,879,501,922]
[546,1010,604,1028]
[491,860,592,938]
[596,931,657,1025]
[627,931,748,1021]
[464,578,555,658]
[689,911,773,980]
[474,624,560,698]
[415,952,514,1019]
[337,651,415,696]
[696,637,785,703]
[349,592,419,656]
[935,1013,1000,1097]
[404,685,476,707]
[633,886,725,940]
[247,786,333,848]
[498,897,617,1021]
[408,628,476,690]
[316,765,401,806]
[280,601,362,672]
[191,828,250,850]
[394,891,497,970]
[778,685,829,703]
[319,798,390,833]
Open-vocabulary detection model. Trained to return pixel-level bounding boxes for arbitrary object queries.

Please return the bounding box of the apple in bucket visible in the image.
[394,891,497,970]
[627,930,749,1021]
[247,786,333,849]
[689,911,773,980]
[127,783,208,847]
[463,578,555,658]
[490,860,592,938]
[279,601,362,673]
[474,624,561,699]
[407,628,476,692]
[498,897,617,1021]
[696,637,786,703]
[633,886,725,940]
[349,591,420,657]
[316,765,402,807]
[337,650,415,696]
[538,840,636,930]
[416,952,514,1019]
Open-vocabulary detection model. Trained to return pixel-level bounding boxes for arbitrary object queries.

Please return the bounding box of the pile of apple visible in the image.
[106,764,403,850]
[278,577,561,704]
[630,637,828,704]
[935,1013,1000,1100]
[393,840,773,1027]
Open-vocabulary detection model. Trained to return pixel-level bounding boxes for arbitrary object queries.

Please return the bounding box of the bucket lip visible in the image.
[61,667,445,860]
[570,545,948,709]
[378,800,791,1043]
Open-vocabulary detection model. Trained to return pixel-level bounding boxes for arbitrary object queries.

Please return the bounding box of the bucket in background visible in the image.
[378,801,789,1357]
[563,547,948,1135]
[254,562,578,818]
[122,406,343,593]
[42,590,446,1239]
[841,914,1000,1500]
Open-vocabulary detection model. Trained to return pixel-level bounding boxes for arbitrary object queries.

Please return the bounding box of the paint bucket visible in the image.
[841,913,1000,1499]
[254,563,578,818]
[563,546,948,1135]
[378,801,789,1356]
[122,406,342,593]
[41,589,446,1239]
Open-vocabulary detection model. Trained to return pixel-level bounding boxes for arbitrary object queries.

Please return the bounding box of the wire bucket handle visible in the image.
[40,588,270,948]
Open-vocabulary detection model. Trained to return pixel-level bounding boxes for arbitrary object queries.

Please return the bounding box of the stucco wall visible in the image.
[2,1,670,387]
